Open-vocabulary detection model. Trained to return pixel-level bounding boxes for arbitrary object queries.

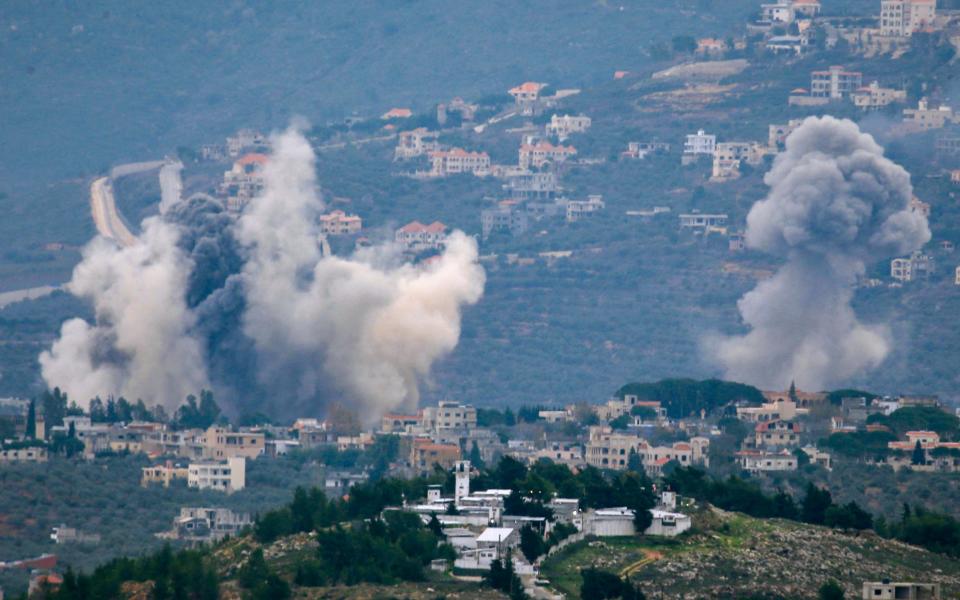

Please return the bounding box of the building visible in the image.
[761,2,796,23]
[381,108,413,120]
[50,526,100,545]
[712,142,767,181]
[394,128,440,160]
[437,97,478,125]
[769,120,804,149]
[168,507,252,543]
[585,426,643,469]
[504,171,559,200]
[519,141,577,170]
[622,141,671,159]
[903,99,957,130]
[802,446,833,470]
[737,398,810,423]
[645,510,692,537]
[851,82,907,110]
[682,130,716,164]
[226,129,269,158]
[509,82,547,115]
[887,431,960,472]
[410,439,461,473]
[430,401,478,431]
[638,438,710,475]
[203,426,264,461]
[566,195,605,222]
[737,449,799,473]
[880,0,937,37]
[891,251,934,282]
[187,457,246,493]
[380,413,421,434]
[429,148,491,176]
[546,114,592,141]
[0,445,48,463]
[762,389,827,407]
[481,202,528,239]
[810,66,863,99]
[696,38,728,56]
[142,461,189,487]
[862,581,941,599]
[395,221,448,251]
[0,398,29,438]
[754,420,802,448]
[530,442,584,467]
[679,212,728,230]
[584,507,636,536]
[319,210,362,236]
[221,153,268,211]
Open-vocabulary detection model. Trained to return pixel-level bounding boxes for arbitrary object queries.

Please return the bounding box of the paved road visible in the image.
[90,176,138,247]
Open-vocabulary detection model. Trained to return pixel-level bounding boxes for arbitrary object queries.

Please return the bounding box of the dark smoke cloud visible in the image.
[40,127,486,420]
[706,116,930,390]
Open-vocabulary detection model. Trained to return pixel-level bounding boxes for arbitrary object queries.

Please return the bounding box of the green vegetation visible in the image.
[866,407,960,440]
[616,379,765,419]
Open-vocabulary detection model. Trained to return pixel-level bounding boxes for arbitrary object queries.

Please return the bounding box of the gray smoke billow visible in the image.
[706,116,930,390]
[39,127,485,420]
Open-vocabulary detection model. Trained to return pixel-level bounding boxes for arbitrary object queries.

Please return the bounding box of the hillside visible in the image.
[541,507,960,599]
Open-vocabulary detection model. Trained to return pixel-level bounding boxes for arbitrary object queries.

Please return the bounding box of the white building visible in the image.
[645,510,692,537]
[187,457,245,493]
[862,581,941,599]
[394,128,440,160]
[679,213,728,230]
[584,507,636,537]
[395,221,448,251]
[851,82,907,110]
[429,148,491,176]
[903,99,957,130]
[736,449,798,473]
[682,130,716,164]
[810,66,863,99]
[546,114,592,141]
[891,251,934,282]
[566,195,605,222]
[319,210,362,235]
[880,0,937,37]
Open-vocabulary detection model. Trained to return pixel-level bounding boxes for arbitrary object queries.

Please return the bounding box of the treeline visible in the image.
[47,546,217,600]
[615,378,765,419]
[666,467,960,556]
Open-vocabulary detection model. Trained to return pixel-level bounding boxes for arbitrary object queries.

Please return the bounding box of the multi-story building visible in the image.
[810,66,863,99]
[395,220,448,251]
[380,413,421,434]
[887,430,960,472]
[546,114,592,141]
[504,171,559,200]
[880,0,937,37]
[769,120,804,150]
[141,460,189,487]
[481,202,528,239]
[394,128,440,160]
[0,444,48,463]
[851,82,907,110]
[638,438,710,475]
[509,82,547,115]
[168,507,253,543]
[429,148,491,176]
[903,99,957,130]
[862,581,940,599]
[891,250,934,282]
[187,457,246,493]
[622,141,671,159]
[427,401,478,431]
[203,426,265,461]
[737,399,810,423]
[586,426,643,469]
[319,210,362,236]
[518,141,577,170]
[410,438,461,473]
[566,195,605,222]
[754,420,802,448]
[679,212,728,230]
[711,142,768,181]
[221,153,268,211]
[682,130,716,164]
[226,129,269,158]
[530,442,584,467]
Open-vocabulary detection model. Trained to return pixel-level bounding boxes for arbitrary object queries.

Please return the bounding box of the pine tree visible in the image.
[26,400,36,439]
[911,440,926,465]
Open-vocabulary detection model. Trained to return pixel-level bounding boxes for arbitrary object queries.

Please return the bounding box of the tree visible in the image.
[610,414,630,430]
[238,548,270,589]
[40,387,67,429]
[801,483,833,525]
[504,407,517,427]
[580,568,626,600]
[627,449,644,474]
[26,400,36,439]
[671,35,697,54]
[818,580,845,600]
[469,440,485,469]
[520,525,547,562]
[912,440,926,465]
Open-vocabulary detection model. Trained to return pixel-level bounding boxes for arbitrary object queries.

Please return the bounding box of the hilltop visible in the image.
[541,506,960,599]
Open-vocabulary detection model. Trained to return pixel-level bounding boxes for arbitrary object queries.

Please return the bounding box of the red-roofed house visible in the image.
[381,108,413,120]
[519,141,577,169]
[410,438,460,472]
[614,70,630,80]
[429,148,491,176]
[395,221,448,251]
[696,38,728,56]
[221,153,269,211]
[887,430,960,472]
[509,82,546,103]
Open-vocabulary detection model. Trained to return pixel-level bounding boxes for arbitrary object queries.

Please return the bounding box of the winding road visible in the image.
[89,158,182,248]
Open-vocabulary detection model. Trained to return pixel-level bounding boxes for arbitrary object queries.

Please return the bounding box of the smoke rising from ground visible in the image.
[706,116,930,391]
[40,127,485,420]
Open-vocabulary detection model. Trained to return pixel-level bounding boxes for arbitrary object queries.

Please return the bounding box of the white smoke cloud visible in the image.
[39,219,209,411]
[706,116,930,390]
[237,127,486,421]
[40,125,485,420]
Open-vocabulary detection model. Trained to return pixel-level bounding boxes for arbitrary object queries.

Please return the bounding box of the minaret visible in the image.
[454,460,471,503]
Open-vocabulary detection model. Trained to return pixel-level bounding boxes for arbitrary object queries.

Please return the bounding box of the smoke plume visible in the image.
[706,116,930,390]
[40,126,485,420]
